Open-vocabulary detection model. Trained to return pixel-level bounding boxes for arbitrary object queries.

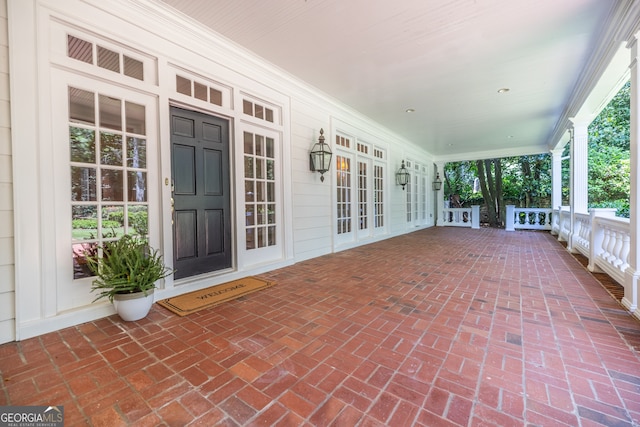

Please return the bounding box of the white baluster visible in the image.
[618,233,631,273]
[616,234,630,271]
[600,227,611,262]
[610,230,623,266]
[606,229,618,263]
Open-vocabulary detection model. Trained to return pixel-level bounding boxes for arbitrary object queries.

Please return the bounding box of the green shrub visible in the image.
[72,219,121,229]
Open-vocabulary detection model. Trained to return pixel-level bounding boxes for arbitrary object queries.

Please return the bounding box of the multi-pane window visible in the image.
[374,165,384,228]
[176,75,223,106]
[406,161,413,222]
[67,35,144,81]
[421,166,427,222]
[244,131,276,249]
[243,99,274,123]
[336,154,352,234]
[336,131,386,240]
[358,161,368,230]
[336,135,351,149]
[413,163,419,223]
[69,87,148,278]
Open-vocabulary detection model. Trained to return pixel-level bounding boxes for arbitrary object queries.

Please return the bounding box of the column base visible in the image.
[623,268,639,313]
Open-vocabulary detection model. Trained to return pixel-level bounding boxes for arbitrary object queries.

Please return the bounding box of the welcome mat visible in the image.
[157,276,276,316]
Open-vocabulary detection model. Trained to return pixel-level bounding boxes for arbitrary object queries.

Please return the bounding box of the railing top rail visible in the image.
[595,215,630,228]
[513,208,553,212]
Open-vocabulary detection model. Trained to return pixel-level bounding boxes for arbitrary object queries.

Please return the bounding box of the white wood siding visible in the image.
[7,0,436,340]
[0,0,13,344]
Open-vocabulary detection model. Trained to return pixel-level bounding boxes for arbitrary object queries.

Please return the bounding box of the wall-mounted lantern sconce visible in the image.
[432,173,442,191]
[396,160,410,190]
[309,128,332,182]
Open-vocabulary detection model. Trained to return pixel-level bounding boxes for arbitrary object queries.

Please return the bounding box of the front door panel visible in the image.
[171,107,231,279]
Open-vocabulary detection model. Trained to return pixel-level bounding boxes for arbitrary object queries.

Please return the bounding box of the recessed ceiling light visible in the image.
[405,108,415,113]
[497,88,510,94]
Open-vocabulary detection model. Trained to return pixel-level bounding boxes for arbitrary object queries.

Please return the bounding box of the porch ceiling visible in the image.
[157,0,632,161]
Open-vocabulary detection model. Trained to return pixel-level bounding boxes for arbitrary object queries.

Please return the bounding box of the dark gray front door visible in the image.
[170,107,231,279]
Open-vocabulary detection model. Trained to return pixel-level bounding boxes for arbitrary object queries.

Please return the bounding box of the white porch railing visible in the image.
[441,206,480,228]
[548,207,629,288]
[589,210,629,286]
[505,206,553,231]
[551,206,572,242]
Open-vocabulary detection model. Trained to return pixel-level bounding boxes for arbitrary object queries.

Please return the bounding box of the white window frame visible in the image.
[236,122,284,267]
[52,69,161,312]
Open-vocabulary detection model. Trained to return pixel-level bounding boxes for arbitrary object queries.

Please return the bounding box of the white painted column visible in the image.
[436,162,445,226]
[471,205,480,229]
[551,147,564,211]
[505,205,515,231]
[568,117,592,252]
[624,35,640,314]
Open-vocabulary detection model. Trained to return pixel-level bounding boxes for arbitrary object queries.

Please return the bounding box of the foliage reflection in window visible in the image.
[69,86,149,278]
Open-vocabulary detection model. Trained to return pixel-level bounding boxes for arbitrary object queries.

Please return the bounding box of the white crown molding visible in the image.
[546,0,640,149]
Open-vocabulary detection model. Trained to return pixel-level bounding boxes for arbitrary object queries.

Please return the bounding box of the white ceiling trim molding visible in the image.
[434,145,550,164]
[547,0,640,150]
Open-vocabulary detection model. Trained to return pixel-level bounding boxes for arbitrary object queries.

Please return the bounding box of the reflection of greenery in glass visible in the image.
[72,205,97,241]
[102,206,125,238]
[100,132,123,166]
[268,204,275,224]
[267,159,274,180]
[128,206,148,236]
[102,205,125,225]
[70,127,96,163]
[71,166,97,201]
[127,137,147,168]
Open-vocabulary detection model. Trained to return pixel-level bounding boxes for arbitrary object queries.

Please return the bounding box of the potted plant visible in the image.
[85,234,173,321]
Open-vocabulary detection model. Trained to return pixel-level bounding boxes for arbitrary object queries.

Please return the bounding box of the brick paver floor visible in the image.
[1,227,640,426]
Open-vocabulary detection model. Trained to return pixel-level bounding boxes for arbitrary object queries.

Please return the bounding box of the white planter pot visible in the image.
[113,290,154,321]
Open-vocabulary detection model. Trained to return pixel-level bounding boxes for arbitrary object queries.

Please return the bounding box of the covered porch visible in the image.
[1,227,639,426]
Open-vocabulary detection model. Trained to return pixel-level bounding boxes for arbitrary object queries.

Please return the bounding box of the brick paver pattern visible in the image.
[1,227,640,426]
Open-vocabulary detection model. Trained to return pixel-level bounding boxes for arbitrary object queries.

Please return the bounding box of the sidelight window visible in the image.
[244,131,277,250]
[336,154,352,234]
[69,86,149,279]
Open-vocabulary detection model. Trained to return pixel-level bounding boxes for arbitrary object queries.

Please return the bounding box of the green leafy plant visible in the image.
[85,235,173,303]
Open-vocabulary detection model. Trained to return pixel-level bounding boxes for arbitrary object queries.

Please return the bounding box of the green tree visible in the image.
[518,154,551,207]
[476,158,504,227]
[588,80,630,216]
